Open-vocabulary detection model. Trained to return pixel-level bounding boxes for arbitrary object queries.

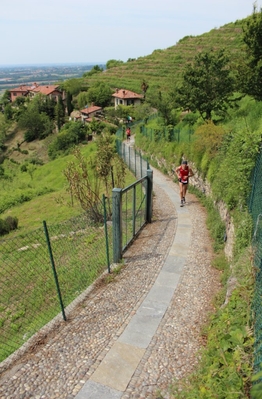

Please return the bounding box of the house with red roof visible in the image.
[112,89,144,109]
[9,83,38,102]
[29,85,65,102]
[9,83,65,103]
[80,105,103,122]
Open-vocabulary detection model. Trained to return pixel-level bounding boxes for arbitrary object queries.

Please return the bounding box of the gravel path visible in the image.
[0,168,221,399]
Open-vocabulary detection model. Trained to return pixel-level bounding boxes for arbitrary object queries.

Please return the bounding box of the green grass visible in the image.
[0,216,113,361]
[0,142,137,235]
[0,139,141,362]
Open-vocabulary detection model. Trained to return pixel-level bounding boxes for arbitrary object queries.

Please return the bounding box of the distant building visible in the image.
[9,83,65,103]
[112,89,143,109]
[29,84,65,102]
[80,105,103,122]
[9,83,37,102]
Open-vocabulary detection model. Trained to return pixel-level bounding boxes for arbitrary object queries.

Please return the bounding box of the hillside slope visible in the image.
[85,19,247,94]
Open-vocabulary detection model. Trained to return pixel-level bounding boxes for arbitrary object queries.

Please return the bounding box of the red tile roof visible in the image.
[112,89,143,99]
[31,85,60,95]
[80,105,102,115]
[9,83,38,93]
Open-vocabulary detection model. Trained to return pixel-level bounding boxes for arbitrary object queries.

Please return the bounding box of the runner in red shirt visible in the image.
[175,160,194,207]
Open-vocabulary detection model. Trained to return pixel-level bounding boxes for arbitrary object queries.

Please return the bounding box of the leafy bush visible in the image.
[0,216,18,236]
[4,216,18,231]
[48,121,88,159]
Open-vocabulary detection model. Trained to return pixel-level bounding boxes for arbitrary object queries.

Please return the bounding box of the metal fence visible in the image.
[0,208,113,363]
[249,147,262,378]
[0,137,152,364]
[139,124,194,143]
[114,141,153,262]
[116,140,150,179]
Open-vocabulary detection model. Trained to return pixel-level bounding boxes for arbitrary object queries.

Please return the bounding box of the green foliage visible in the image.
[83,64,103,77]
[48,121,88,159]
[55,96,65,131]
[170,287,253,399]
[212,126,261,209]
[173,49,235,120]
[76,91,89,109]
[62,78,87,95]
[63,133,126,220]
[106,59,124,69]
[240,6,262,101]
[0,216,18,236]
[86,81,113,108]
[18,96,55,142]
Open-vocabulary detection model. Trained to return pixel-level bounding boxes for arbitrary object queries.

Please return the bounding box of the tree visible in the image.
[4,104,13,121]
[62,78,87,96]
[87,82,113,107]
[173,49,235,121]
[66,91,73,115]
[239,5,262,100]
[76,91,89,109]
[106,59,124,69]
[18,100,54,142]
[63,134,126,222]
[55,96,65,131]
[83,65,103,77]
[141,80,149,98]
[48,121,88,158]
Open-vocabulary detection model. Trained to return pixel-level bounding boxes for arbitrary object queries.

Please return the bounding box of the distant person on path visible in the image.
[126,127,131,142]
[175,160,194,207]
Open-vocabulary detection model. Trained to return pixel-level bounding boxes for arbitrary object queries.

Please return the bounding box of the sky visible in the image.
[0,0,260,66]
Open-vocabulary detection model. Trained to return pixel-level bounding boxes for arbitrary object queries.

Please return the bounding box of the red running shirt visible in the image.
[179,166,189,183]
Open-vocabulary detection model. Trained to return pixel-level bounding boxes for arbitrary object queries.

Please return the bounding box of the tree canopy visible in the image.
[239,5,262,100]
[171,49,235,121]
[86,82,113,108]
[106,59,124,69]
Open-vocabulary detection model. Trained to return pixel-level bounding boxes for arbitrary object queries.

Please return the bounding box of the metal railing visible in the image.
[112,170,153,263]
[116,140,149,179]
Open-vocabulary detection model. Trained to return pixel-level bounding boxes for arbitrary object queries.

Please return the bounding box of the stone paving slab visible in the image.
[90,342,145,391]
[75,380,122,399]
[74,164,193,398]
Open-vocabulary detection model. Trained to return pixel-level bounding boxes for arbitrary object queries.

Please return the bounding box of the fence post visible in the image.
[146,169,153,223]
[43,220,66,321]
[103,194,111,273]
[112,188,122,263]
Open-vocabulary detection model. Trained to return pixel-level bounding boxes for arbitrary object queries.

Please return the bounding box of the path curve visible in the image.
[0,160,221,399]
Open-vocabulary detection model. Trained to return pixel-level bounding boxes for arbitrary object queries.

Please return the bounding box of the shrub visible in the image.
[0,216,19,236]
[0,219,9,235]
[5,216,18,232]
[20,164,28,172]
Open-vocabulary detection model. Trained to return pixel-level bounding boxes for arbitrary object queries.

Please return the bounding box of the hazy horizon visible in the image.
[1,1,258,66]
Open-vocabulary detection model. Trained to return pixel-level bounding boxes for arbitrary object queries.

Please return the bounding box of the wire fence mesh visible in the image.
[116,141,149,179]
[0,209,113,362]
[121,177,148,251]
[139,124,194,143]
[249,148,262,377]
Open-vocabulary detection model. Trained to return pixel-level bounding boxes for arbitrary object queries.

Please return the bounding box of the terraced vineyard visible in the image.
[85,20,246,94]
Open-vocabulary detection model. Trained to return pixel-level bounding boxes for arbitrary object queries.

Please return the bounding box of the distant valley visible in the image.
[0,63,106,95]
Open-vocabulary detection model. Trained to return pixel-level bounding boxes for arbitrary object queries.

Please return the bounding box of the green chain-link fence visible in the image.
[139,124,194,143]
[0,208,113,362]
[249,147,262,378]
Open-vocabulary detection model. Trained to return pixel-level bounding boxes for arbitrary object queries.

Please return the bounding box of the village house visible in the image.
[79,104,103,122]
[112,88,144,109]
[9,83,37,102]
[9,83,65,103]
[29,84,65,102]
